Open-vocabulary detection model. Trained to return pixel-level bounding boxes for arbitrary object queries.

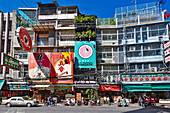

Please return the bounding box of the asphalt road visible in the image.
[0,104,170,113]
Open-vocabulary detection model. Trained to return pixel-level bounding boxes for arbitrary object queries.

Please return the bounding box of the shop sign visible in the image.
[74,41,96,68]
[165,56,170,63]
[19,27,32,51]
[28,53,51,79]
[165,49,170,56]
[164,41,170,49]
[99,84,120,91]
[1,53,20,70]
[76,93,81,101]
[51,52,74,84]
[74,81,96,84]
[122,74,170,82]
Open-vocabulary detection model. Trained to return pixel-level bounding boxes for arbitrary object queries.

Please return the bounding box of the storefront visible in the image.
[98,84,121,103]
[7,82,30,98]
[74,81,99,101]
[121,72,170,100]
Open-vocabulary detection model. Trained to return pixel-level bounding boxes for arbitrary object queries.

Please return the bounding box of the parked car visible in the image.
[1,97,39,107]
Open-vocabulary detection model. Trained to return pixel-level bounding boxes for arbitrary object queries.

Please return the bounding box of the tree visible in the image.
[85,88,98,100]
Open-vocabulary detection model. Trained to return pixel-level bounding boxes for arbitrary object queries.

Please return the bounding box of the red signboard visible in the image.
[28,53,51,79]
[165,56,170,63]
[19,28,32,51]
[164,41,170,49]
[99,85,120,91]
[51,52,74,84]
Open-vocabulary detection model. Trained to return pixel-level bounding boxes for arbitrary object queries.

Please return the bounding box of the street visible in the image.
[0,104,170,113]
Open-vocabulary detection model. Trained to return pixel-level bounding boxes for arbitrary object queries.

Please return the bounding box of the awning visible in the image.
[0,80,5,90]
[75,84,99,89]
[8,85,29,90]
[29,85,50,88]
[123,84,170,92]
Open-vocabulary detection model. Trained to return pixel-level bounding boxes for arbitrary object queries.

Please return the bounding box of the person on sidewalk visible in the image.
[139,96,145,108]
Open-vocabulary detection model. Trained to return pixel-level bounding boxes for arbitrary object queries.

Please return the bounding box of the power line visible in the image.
[25,0,34,7]
[20,0,29,7]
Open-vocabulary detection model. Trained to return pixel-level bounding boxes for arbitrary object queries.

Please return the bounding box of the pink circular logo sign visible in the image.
[78,45,93,58]
[19,28,32,51]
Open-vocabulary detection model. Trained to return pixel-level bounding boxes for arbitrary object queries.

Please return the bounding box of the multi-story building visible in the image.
[96,1,170,99]
[2,0,170,102]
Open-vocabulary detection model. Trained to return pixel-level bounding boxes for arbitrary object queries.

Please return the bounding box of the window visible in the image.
[18,98,23,101]
[144,64,149,69]
[11,98,17,101]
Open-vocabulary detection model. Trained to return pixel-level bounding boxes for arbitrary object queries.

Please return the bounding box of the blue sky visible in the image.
[0,0,170,18]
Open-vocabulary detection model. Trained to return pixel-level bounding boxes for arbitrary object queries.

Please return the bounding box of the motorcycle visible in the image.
[77,100,82,106]
[151,100,156,106]
[122,98,128,107]
[90,100,97,106]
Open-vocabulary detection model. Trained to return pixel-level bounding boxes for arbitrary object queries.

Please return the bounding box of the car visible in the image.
[1,97,39,107]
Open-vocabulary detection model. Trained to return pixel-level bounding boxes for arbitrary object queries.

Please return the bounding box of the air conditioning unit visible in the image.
[150,67,157,72]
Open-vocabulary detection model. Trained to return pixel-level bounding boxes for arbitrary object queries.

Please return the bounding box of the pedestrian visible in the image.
[139,96,145,108]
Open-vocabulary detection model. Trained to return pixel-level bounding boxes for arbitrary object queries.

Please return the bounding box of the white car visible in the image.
[1,97,39,107]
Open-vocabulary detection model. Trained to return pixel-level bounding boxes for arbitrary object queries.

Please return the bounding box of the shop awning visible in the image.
[29,85,50,88]
[123,84,170,92]
[0,80,5,90]
[8,85,29,90]
[75,84,99,89]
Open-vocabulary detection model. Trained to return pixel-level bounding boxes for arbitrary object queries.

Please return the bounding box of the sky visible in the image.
[0,0,170,18]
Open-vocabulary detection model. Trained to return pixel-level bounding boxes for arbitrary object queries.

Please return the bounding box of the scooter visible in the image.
[122,98,128,107]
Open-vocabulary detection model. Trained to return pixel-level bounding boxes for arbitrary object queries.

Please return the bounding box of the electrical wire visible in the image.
[25,0,34,7]
[20,0,29,7]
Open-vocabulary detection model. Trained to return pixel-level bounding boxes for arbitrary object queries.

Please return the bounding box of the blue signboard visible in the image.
[75,41,96,68]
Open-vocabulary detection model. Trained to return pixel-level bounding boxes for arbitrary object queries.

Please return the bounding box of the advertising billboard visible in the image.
[18,27,32,51]
[74,41,96,68]
[28,53,51,79]
[1,53,20,70]
[51,52,74,84]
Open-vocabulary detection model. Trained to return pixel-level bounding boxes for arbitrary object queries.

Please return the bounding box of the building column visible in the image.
[2,12,9,79]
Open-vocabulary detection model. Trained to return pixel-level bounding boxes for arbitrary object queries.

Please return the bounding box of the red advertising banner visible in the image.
[99,84,120,91]
[28,53,51,79]
[51,52,74,84]
[165,56,170,63]
[164,41,170,49]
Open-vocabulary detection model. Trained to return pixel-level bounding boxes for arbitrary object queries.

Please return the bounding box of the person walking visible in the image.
[139,96,145,108]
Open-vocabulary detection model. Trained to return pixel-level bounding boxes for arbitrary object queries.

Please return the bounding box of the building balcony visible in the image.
[127,55,163,63]
[38,13,77,20]
[58,41,75,46]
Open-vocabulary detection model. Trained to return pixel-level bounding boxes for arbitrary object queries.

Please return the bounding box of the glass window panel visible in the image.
[130,64,135,69]
[159,24,166,29]
[136,27,140,32]
[103,30,109,34]
[144,64,149,69]
[103,35,107,40]
[149,30,158,37]
[142,26,147,31]
[137,64,142,69]
[152,44,160,49]
[159,30,167,35]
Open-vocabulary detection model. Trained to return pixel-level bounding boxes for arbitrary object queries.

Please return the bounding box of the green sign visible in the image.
[1,53,20,70]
